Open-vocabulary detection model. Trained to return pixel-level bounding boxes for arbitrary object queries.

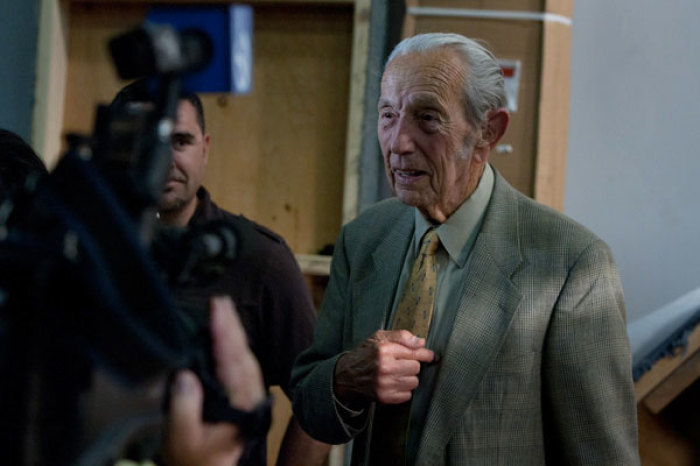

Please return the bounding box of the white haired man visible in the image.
[291,33,639,465]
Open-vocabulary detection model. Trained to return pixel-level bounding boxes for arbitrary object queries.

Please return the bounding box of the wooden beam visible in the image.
[295,254,332,276]
[634,323,700,401]
[545,0,574,17]
[533,0,573,211]
[341,0,371,224]
[533,17,571,211]
[33,0,70,169]
[642,349,699,414]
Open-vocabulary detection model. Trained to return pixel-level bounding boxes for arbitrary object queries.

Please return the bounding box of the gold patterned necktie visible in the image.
[369,228,441,465]
[392,228,441,337]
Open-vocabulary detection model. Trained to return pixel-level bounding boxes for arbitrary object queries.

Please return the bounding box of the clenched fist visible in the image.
[333,330,434,406]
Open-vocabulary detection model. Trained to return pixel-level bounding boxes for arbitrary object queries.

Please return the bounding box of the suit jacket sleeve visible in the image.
[542,239,639,465]
[290,227,367,444]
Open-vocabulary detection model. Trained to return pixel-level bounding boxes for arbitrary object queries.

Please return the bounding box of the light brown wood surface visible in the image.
[643,350,699,414]
[62,2,352,255]
[341,0,371,224]
[635,324,700,401]
[533,18,571,211]
[409,0,544,11]
[62,2,148,137]
[200,4,352,255]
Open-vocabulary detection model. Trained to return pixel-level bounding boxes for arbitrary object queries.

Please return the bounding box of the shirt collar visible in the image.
[413,164,494,267]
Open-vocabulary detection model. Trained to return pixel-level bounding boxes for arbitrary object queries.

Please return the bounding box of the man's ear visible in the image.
[473,108,510,162]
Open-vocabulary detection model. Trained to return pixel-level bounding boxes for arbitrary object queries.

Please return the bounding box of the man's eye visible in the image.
[421,113,437,122]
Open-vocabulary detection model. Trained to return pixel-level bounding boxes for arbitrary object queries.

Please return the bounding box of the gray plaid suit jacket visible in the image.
[291,170,639,465]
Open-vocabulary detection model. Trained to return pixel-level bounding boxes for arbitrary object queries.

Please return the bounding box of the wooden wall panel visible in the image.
[413,0,544,10]
[202,5,352,255]
[545,0,573,16]
[533,19,571,210]
[61,2,351,255]
[62,2,148,137]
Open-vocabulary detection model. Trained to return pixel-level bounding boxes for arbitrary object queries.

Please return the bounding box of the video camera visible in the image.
[0,22,265,466]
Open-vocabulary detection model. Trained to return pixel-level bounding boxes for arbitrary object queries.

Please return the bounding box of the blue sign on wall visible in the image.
[147,4,253,94]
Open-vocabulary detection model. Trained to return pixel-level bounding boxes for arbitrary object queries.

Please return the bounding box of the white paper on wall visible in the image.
[498,59,521,113]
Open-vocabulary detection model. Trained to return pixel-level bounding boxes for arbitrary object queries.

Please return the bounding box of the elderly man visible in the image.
[291,33,639,465]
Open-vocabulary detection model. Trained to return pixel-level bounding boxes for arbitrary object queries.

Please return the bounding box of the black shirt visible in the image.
[182,187,316,465]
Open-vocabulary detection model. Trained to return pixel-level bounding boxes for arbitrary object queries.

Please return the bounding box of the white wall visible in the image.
[564,0,700,323]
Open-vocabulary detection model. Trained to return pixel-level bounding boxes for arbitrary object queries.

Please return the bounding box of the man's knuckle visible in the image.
[376,364,391,377]
[375,378,390,391]
[376,342,394,358]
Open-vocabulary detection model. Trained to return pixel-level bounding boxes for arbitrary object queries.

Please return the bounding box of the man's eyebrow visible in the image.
[410,94,444,110]
[377,96,445,111]
[171,131,195,140]
[377,98,393,109]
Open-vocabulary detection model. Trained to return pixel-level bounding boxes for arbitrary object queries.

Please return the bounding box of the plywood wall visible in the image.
[201,4,352,255]
[62,3,147,135]
[62,2,352,255]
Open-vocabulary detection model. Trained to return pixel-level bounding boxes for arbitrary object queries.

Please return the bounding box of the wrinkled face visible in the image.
[158,99,209,218]
[378,48,485,223]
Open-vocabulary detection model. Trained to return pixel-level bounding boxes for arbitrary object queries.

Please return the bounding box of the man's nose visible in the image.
[169,147,181,166]
[390,116,415,155]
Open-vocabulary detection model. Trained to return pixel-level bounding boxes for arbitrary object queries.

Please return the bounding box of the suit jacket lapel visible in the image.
[352,207,414,340]
[416,172,525,464]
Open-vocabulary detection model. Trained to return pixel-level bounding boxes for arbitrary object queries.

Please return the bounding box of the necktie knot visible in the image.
[420,228,440,256]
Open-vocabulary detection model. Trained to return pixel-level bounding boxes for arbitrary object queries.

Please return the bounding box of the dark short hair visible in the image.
[0,128,48,197]
[180,91,206,134]
[110,79,206,133]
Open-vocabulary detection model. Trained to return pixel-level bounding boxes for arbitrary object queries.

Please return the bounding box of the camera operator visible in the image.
[111,80,330,466]
[0,130,266,466]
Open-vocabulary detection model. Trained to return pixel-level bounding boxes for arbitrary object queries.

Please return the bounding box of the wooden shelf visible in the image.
[295,253,332,276]
[634,323,700,413]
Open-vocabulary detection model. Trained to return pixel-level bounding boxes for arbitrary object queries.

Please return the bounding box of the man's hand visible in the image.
[333,330,434,405]
[162,296,265,466]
